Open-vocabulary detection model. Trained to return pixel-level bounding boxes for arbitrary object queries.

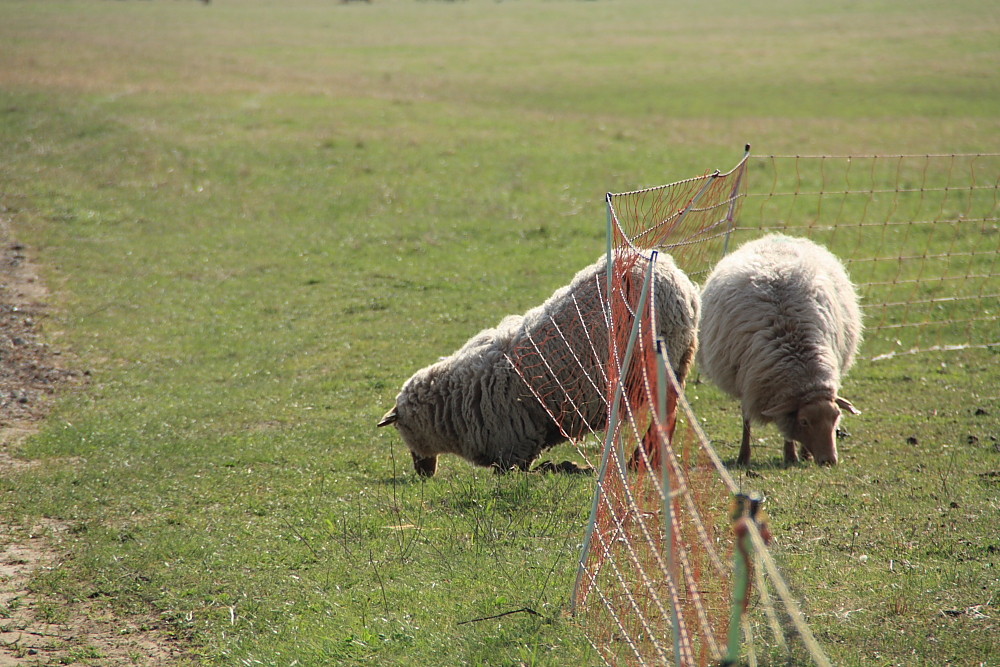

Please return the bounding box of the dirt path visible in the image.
[0,219,185,665]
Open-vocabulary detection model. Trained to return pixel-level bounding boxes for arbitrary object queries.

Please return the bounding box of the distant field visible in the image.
[0,0,997,665]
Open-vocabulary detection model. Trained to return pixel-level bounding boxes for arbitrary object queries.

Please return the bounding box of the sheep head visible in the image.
[766,396,859,466]
[377,405,441,477]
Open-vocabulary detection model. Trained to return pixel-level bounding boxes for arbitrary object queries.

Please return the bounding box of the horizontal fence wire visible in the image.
[742,153,1000,360]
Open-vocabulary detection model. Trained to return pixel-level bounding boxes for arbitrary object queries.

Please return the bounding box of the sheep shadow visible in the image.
[719,455,817,473]
[375,459,595,487]
[375,475,426,487]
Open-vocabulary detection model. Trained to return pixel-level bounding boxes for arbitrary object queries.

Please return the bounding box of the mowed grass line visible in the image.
[0,0,997,664]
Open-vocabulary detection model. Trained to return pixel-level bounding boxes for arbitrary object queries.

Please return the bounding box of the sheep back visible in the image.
[513,251,700,438]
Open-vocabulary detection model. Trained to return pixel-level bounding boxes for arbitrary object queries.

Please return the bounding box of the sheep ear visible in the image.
[761,401,797,419]
[377,406,399,428]
[836,396,861,415]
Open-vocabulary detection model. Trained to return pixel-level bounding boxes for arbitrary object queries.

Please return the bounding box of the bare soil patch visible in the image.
[0,218,186,665]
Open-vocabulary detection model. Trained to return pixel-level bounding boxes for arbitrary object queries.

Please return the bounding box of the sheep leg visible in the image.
[737,417,752,466]
[626,423,656,472]
[627,387,679,471]
[783,439,800,464]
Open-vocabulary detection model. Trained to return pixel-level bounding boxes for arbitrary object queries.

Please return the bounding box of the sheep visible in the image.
[697,233,862,467]
[377,250,701,477]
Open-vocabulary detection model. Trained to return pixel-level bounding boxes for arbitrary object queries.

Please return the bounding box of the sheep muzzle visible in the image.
[411,452,438,477]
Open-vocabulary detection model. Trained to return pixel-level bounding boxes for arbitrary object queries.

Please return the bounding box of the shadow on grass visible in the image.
[375,475,425,487]
[719,455,815,473]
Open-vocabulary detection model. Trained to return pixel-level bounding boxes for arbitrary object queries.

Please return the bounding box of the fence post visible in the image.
[721,144,751,257]
[571,248,659,613]
[655,339,683,665]
[724,493,767,666]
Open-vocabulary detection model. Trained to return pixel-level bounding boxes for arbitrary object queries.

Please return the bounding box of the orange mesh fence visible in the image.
[567,155,750,666]
[504,264,612,448]
[506,150,997,666]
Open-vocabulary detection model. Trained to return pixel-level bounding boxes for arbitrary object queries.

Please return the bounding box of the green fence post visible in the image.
[724,493,764,666]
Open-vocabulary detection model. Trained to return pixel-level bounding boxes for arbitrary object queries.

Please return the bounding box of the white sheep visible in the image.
[377,250,700,476]
[697,233,862,466]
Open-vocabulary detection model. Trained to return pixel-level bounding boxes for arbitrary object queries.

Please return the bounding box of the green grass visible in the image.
[687,347,1000,664]
[0,0,997,665]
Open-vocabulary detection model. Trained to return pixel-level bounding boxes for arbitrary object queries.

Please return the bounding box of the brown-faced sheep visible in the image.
[697,234,862,466]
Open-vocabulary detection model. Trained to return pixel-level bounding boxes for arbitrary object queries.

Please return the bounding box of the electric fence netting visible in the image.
[743,153,1000,360]
[506,151,999,666]
[567,152,780,667]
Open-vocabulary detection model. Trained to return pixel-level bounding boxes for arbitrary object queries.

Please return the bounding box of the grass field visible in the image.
[0,0,997,665]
